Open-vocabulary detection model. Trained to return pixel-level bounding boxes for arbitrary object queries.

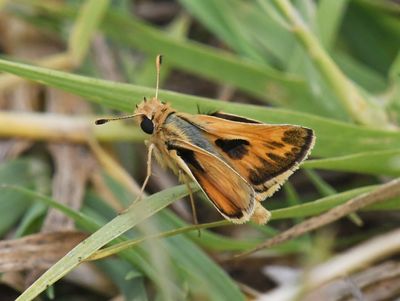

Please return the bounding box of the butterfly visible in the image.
[96,55,315,224]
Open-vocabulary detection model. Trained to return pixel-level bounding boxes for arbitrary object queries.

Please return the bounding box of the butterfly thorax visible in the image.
[134,97,182,174]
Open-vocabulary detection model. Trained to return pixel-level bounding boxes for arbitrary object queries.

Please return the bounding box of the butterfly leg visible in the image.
[179,170,201,234]
[135,143,155,202]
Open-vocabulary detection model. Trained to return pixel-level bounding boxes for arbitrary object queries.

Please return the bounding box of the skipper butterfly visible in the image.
[96,55,315,224]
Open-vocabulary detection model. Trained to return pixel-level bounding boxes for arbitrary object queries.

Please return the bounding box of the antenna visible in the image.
[95,113,144,125]
[155,54,162,99]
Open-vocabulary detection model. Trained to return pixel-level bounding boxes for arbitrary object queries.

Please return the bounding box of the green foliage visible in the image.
[0,159,49,236]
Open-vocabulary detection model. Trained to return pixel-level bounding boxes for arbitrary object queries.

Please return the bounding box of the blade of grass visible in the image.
[272,0,391,128]
[389,50,400,81]
[356,0,400,13]
[1,58,400,160]
[14,0,323,114]
[0,159,46,235]
[271,185,400,220]
[316,0,348,50]
[304,170,335,195]
[68,0,110,64]
[0,111,145,143]
[303,149,400,176]
[84,184,246,301]
[102,10,314,109]
[240,178,400,257]
[6,182,245,300]
[6,184,189,301]
[305,169,363,226]
[87,220,228,261]
[342,1,400,74]
[333,51,387,92]
[178,0,269,63]
[95,259,148,300]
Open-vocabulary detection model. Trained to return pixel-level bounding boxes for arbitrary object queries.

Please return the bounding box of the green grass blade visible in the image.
[333,51,387,92]
[9,185,189,301]
[15,0,323,113]
[273,0,390,128]
[271,185,400,219]
[0,60,400,157]
[102,11,309,104]
[68,0,110,63]
[95,259,148,301]
[389,50,400,80]
[178,0,272,63]
[0,159,49,236]
[7,182,245,300]
[303,149,400,176]
[92,175,245,300]
[342,2,400,74]
[1,58,400,159]
[317,0,348,49]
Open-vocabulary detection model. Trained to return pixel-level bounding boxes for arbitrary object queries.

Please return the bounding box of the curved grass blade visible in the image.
[0,159,48,236]
[0,184,189,301]
[1,58,400,159]
[15,0,337,116]
[303,149,400,176]
[271,185,400,220]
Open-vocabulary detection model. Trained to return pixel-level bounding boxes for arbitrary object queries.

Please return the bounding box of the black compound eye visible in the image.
[140,116,154,134]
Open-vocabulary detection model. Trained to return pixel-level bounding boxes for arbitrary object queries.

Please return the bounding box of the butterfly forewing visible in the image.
[178,113,315,199]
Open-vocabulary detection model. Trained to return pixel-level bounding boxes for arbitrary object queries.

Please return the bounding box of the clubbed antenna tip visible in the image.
[155,54,163,99]
[94,113,143,125]
[95,119,108,125]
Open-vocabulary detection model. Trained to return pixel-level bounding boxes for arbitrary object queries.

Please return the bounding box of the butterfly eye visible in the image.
[140,116,154,134]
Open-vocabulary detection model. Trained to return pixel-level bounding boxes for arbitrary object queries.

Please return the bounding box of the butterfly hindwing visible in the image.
[166,139,255,223]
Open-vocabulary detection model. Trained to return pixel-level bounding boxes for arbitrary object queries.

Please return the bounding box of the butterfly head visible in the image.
[95,55,173,135]
[134,97,172,135]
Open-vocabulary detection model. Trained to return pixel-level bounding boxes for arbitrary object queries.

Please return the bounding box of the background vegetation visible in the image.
[0,0,399,300]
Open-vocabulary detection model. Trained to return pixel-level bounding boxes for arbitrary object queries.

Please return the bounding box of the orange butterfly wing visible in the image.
[167,139,255,223]
[178,113,315,200]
